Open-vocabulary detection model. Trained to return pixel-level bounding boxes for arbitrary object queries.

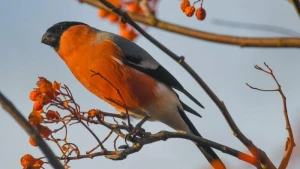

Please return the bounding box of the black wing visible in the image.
[124,56,205,109]
[102,31,204,109]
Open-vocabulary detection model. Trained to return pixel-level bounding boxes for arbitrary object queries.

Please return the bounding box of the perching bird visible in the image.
[41,21,226,169]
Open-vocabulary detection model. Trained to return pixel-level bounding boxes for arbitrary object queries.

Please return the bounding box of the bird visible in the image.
[41,21,226,169]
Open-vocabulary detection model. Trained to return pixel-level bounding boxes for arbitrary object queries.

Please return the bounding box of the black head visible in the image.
[41,21,87,50]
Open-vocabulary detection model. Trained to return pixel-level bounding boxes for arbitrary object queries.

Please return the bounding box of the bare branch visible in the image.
[246,83,278,92]
[247,63,296,169]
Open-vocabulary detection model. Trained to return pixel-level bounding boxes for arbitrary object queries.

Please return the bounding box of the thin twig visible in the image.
[79,119,107,151]
[246,83,278,92]
[102,130,114,144]
[89,110,126,119]
[114,135,120,151]
[90,70,132,130]
[87,130,114,154]
[49,135,68,158]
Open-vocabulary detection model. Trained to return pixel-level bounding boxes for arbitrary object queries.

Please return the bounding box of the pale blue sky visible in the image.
[0,0,299,169]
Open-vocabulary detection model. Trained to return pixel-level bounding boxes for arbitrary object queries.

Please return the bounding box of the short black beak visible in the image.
[41,32,57,46]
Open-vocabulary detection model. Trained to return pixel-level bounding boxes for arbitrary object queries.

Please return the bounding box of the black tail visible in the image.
[180,100,202,118]
[177,107,226,169]
[175,91,202,118]
[181,89,205,109]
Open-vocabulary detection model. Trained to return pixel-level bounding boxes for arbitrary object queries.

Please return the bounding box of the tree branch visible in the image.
[291,0,300,17]
[79,0,300,48]
[180,62,276,169]
[86,1,277,168]
[56,123,258,166]
[247,63,296,169]
[42,100,258,166]
[0,91,65,169]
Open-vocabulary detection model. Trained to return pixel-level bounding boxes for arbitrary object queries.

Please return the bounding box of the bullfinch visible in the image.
[41,21,225,169]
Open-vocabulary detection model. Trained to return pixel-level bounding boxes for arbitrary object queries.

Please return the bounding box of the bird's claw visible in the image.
[125,115,150,142]
[125,125,146,142]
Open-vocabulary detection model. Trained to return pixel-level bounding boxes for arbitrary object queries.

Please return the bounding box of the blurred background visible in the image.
[0,0,299,168]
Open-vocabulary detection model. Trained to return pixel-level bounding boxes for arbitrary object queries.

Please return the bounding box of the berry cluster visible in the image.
[30,77,60,111]
[181,0,206,21]
[98,0,157,41]
[28,77,62,146]
[22,77,101,169]
[21,77,64,168]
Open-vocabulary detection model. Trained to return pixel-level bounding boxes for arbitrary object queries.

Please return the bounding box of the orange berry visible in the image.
[36,109,44,114]
[121,28,138,41]
[33,101,43,111]
[119,23,127,29]
[46,110,60,120]
[120,29,130,40]
[88,109,99,118]
[98,9,109,18]
[54,90,60,97]
[29,137,37,147]
[45,90,55,100]
[29,118,39,127]
[37,77,53,93]
[29,111,44,126]
[185,6,195,17]
[38,125,52,138]
[46,89,60,100]
[52,81,60,90]
[29,90,42,101]
[108,14,119,23]
[32,159,44,168]
[36,94,51,105]
[120,27,128,36]
[127,2,139,13]
[180,0,190,12]
[21,154,35,167]
[108,0,120,7]
[127,29,138,41]
[196,7,206,20]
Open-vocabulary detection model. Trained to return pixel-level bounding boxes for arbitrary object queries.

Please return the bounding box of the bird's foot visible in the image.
[125,115,151,141]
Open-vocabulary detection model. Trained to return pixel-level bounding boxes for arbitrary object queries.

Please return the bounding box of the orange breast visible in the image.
[58,28,158,113]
